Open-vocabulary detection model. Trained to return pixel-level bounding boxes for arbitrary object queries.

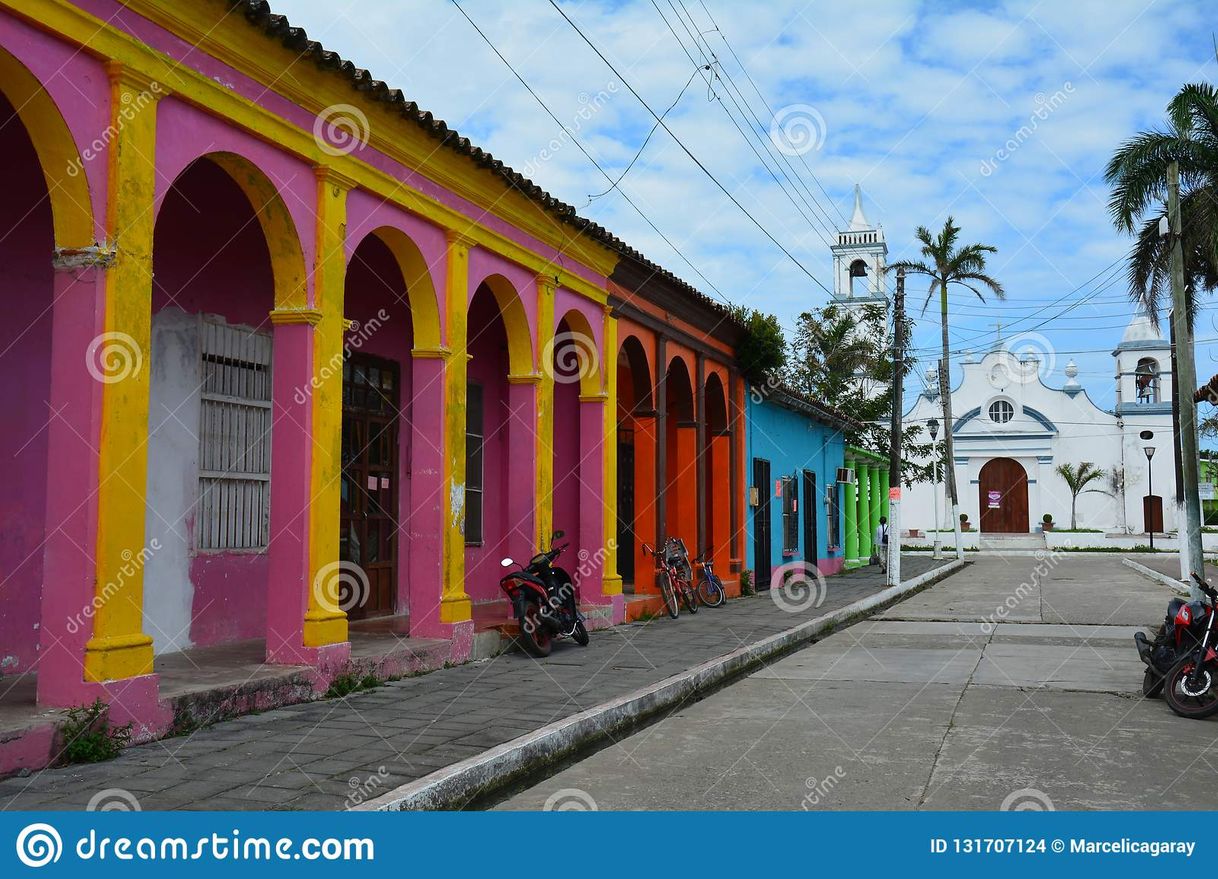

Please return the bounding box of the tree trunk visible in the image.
[1070,496,1077,530]
[938,279,963,559]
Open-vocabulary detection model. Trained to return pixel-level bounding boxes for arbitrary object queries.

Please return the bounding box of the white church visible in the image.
[833,186,1176,536]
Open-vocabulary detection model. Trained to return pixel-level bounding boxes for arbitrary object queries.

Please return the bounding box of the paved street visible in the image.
[497,554,1214,810]
[0,557,947,811]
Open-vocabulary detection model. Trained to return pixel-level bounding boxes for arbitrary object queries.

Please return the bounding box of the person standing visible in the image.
[874,516,889,571]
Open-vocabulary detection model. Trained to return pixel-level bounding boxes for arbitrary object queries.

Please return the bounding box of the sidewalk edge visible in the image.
[1122,557,1189,596]
[357,559,965,812]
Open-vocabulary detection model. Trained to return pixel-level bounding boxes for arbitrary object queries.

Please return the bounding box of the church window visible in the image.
[1135,358,1160,403]
[988,399,1015,424]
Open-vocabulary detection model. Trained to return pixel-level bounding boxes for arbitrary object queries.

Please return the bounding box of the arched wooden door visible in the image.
[978,457,1029,533]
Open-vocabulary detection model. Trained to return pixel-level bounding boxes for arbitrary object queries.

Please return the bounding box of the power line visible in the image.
[547,0,835,297]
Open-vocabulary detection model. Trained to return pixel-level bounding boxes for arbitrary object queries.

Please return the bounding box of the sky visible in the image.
[275,0,1218,410]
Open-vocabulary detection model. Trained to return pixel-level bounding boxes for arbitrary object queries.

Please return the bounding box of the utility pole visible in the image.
[1168,160,1205,598]
[888,268,905,587]
[1170,319,1190,581]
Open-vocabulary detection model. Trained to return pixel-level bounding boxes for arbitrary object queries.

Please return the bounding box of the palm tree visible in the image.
[1104,82,1218,324]
[1055,462,1106,530]
[892,218,1004,557]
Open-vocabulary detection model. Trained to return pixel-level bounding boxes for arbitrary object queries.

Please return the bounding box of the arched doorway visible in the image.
[664,357,696,546]
[616,335,655,591]
[703,372,730,571]
[978,457,1029,533]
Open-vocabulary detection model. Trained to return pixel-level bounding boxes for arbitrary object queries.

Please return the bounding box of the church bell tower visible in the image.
[830,184,889,323]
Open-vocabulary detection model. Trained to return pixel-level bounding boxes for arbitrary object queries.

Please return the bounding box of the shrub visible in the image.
[57,699,131,765]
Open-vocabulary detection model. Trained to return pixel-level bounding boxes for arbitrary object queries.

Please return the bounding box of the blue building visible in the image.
[745,386,857,587]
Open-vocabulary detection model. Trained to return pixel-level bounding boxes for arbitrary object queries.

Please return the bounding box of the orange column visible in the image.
[711,432,731,573]
[632,413,658,593]
[669,424,698,548]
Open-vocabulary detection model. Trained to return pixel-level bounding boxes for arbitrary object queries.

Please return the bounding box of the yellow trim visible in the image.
[555,307,604,399]
[411,345,452,360]
[367,225,443,350]
[580,392,610,403]
[303,166,350,647]
[440,234,473,623]
[601,307,622,595]
[13,0,620,298]
[0,44,96,249]
[535,276,556,550]
[477,274,535,376]
[85,62,160,682]
[269,307,323,326]
[508,373,542,385]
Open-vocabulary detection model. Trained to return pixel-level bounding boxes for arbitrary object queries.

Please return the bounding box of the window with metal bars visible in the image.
[196,319,272,551]
[781,475,798,554]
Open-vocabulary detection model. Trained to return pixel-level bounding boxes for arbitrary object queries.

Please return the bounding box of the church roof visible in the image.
[1120,311,1165,346]
[848,183,871,231]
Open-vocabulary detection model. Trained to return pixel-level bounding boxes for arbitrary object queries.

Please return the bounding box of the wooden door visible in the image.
[802,469,818,567]
[340,354,400,619]
[978,457,1029,533]
[752,458,772,588]
[617,428,635,584]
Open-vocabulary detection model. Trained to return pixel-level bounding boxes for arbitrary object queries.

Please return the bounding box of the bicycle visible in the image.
[641,543,679,619]
[693,553,726,608]
[663,537,699,615]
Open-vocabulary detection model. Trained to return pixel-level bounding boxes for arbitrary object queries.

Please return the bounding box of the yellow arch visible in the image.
[554,307,603,398]
[0,47,95,249]
[367,226,443,350]
[477,273,533,376]
[202,152,307,309]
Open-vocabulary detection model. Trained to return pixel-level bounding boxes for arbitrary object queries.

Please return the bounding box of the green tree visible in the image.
[731,306,787,388]
[1054,462,1107,530]
[891,219,1004,553]
[1104,82,1218,325]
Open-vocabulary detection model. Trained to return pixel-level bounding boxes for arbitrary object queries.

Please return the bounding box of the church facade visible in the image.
[900,316,1176,536]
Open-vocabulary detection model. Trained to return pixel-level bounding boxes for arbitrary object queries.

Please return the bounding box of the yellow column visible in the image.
[601,305,623,596]
[440,231,474,623]
[85,63,163,682]
[303,166,353,648]
[535,273,556,549]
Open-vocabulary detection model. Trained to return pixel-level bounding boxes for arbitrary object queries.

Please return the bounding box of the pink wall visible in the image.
[0,91,53,675]
[152,157,276,647]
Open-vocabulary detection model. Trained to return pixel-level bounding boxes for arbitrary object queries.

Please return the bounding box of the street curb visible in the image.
[357,558,966,812]
[1122,557,1189,596]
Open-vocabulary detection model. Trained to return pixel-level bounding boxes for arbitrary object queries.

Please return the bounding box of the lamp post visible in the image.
[929,417,942,559]
[1144,444,1156,550]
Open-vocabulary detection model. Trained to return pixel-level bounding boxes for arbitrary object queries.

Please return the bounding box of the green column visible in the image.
[857,464,872,561]
[870,465,883,548]
[844,471,859,565]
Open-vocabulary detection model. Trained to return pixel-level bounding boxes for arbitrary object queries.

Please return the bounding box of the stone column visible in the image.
[599,306,624,606]
[857,463,873,561]
[534,275,556,549]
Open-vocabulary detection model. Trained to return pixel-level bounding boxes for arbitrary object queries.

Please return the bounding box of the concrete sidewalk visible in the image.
[0,557,955,810]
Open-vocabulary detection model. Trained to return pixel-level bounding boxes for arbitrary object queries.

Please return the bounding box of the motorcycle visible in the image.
[1159,573,1218,718]
[1135,577,1214,698]
[499,530,589,658]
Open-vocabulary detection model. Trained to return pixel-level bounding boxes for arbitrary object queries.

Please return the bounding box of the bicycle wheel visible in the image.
[697,573,726,608]
[659,572,680,619]
[679,580,699,614]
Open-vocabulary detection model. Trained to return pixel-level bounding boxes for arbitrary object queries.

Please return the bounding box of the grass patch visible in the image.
[324,672,381,699]
[57,698,131,765]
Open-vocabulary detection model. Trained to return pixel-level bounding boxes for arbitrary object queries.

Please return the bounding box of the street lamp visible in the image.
[1144,445,1156,550]
[929,417,942,559]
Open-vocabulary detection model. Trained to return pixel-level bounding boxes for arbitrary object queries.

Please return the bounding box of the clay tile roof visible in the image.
[229,1,742,333]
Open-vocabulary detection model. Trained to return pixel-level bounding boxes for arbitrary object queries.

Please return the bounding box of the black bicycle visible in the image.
[694,553,726,608]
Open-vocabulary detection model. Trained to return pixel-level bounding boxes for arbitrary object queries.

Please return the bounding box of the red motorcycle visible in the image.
[498,530,589,658]
[1162,573,1218,718]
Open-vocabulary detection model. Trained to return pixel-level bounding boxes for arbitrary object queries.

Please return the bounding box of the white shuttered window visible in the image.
[197,319,273,550]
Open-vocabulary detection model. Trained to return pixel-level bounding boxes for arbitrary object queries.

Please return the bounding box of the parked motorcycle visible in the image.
[1135,579,1214,698]
[499,530,589,658]
[1158,573,1218,718]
